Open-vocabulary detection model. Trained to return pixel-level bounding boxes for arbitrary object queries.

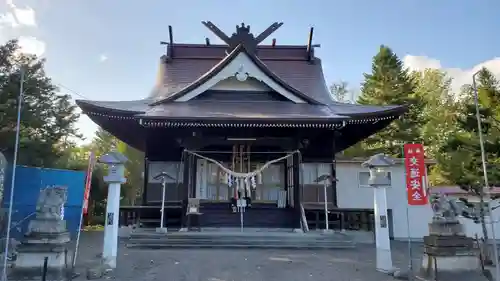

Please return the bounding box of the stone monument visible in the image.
[417,193,488,280]
[10,185,72,281]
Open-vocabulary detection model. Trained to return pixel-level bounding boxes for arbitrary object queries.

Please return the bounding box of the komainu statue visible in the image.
[429,193,479,222]
[35,185,67,220]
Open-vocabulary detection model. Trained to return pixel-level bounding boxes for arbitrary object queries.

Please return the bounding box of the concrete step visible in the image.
[126,242,355,250]
[129,233,348,241]
[126,230,356,250]
[128,237,354,245]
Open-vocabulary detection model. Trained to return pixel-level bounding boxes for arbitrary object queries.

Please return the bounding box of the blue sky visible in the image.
[1,0,499,142]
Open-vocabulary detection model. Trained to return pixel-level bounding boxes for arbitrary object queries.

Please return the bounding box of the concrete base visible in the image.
[418,254,487,281]
[178,228,188,232]
[428,220,464,236]
[14,251,71,269]
[155,227,168,234]
[102,255,117,269]
[375,247,393,273]
[9,268,71,281]
[322,229,334,234]
[10,248,72,281]
[292,228,304,234]
[421,254,479,272]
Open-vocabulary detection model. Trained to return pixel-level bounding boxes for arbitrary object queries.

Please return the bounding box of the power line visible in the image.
[54,82,89,100]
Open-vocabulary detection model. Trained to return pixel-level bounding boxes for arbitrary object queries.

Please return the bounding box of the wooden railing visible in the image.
[304,208,377,233]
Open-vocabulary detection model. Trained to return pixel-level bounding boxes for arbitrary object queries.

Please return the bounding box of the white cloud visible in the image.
[0,12,18,28]
[5,0,14,8]
[17,35,45,56]
[12,6,36,27]
[403,55,500,93]
[0,1,45,56]
[0,2,37,28]
[99,54,108,62]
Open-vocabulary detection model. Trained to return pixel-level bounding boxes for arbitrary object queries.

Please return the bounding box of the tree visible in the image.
[90,127,144,205]
[0,40,80,167]
[117,141,144,205]
[435,68,500,247]
[356,45,423,157]
[330,81,350,103]
[90,128,118,156]
[411,69,460,160]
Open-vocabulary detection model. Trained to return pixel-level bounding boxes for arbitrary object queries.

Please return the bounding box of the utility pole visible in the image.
[472,70,500,281]
[2,67,25,281]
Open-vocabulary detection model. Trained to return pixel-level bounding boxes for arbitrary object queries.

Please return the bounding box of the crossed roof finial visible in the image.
[201,21,283,53]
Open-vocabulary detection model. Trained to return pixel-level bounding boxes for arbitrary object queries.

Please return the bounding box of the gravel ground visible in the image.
[72,231,427,281]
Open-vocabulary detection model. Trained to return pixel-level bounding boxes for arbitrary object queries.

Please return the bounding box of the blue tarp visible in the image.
[3,166,86,239]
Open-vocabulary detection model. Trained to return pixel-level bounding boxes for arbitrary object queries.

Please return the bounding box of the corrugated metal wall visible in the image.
[3,166,86,240]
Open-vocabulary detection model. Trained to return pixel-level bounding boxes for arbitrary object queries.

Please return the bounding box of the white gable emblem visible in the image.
[235,64,249,82]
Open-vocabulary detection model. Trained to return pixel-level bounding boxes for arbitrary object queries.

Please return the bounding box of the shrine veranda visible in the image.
[76,21,406,231]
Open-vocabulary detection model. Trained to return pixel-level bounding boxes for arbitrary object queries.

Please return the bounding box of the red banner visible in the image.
[404,144,428,205]
[82,152,96,214]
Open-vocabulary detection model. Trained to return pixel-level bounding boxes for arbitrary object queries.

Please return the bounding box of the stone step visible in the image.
[129,233,348,241]
[128,237,353,245]
[126,230,356,250]
[126,242,355,250]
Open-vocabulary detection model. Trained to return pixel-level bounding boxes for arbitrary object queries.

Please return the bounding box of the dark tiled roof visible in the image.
[149,44,334,105]
[76,99,404,121]
[141,101,345,120]
[75,43,407,122]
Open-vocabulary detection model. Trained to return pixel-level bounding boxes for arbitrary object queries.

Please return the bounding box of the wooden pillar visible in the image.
[137,157,149,227]
[181,151,190,227]
[331,132,338,207]
[141,157,149,206]
[283,161,289,207]
[292,152,301,229]
[189,155,197,198]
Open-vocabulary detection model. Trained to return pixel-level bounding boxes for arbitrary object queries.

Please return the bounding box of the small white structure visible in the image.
[99,151,127,269]
[361,154,395,273]
[153,172,175,233]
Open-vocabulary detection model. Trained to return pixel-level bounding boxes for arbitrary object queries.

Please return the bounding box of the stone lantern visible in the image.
[99,151,127,269]
[361,153,395,273]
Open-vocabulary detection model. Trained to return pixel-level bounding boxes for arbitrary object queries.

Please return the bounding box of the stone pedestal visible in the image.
[9,186,72,281]
[417,221,488,281]
[10,220,73,281]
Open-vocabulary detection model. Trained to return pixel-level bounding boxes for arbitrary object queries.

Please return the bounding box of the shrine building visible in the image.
[76,21,407,231]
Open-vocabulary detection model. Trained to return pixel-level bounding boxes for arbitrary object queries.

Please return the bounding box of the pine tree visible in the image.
[412,69,459,160]
[356,45,422,157]
[436,68,500,245]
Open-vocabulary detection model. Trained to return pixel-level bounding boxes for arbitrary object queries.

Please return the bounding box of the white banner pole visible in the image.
[73,152,95,268]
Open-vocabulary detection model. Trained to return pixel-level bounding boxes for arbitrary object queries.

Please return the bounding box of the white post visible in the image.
[361,153,395,274]
[373,187,393,272]
[103,180,121,268]
[99,152,127,269]
[323,181,329,231]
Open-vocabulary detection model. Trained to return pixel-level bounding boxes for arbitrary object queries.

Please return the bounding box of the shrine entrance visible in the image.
[193,144,290,208]
[187,144,300,229]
